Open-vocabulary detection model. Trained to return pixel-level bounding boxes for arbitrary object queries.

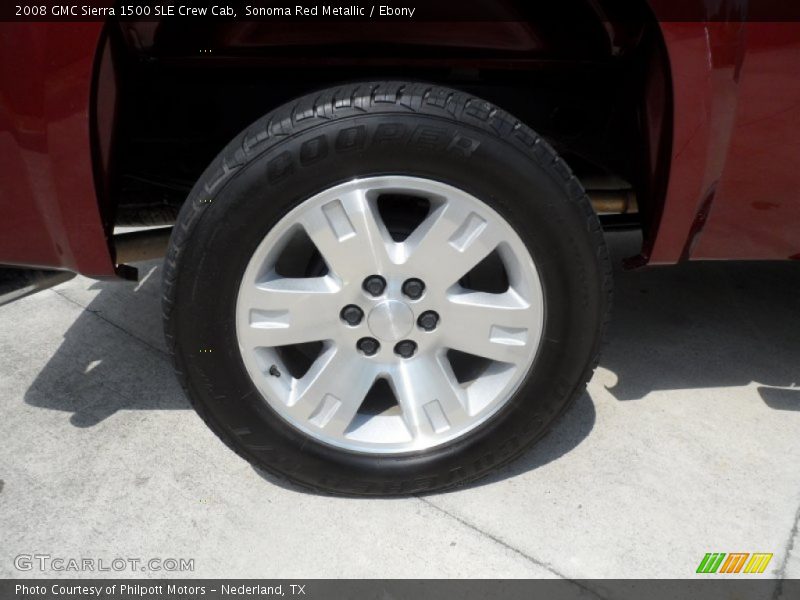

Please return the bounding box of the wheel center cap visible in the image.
[367,300,414,341]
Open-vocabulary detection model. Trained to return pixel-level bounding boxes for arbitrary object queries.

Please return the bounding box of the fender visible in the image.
[648,0,800,262]
[645,4,747,263]
[0,21,115,277]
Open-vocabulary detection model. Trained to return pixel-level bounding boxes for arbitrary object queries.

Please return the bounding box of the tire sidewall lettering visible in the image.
[298,135,329,166]
[266,122,481,181]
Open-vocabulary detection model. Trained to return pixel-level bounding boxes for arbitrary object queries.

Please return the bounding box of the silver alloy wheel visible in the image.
[235,176,544,454]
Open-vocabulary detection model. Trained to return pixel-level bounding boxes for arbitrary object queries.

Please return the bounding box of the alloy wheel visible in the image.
[235,176,544,454]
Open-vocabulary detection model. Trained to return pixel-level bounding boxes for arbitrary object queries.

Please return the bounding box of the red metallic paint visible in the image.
[691,24,800,260]
[0,22,114,277]
[644,21,744,263]
[647,21,800,263]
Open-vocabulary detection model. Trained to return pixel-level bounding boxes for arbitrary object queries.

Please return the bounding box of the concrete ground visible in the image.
[1,231,799,591]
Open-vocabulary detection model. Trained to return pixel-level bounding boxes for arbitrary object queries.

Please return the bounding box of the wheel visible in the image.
[163,81,611,495]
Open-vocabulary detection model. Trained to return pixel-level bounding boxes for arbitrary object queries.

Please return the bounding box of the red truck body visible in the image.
[2,14,800,278]
[0,22,111,276]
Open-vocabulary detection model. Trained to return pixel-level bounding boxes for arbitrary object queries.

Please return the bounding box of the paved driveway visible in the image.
[1,232,798,593]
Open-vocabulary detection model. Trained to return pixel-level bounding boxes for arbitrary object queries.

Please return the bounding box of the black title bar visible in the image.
[5,1,800,22]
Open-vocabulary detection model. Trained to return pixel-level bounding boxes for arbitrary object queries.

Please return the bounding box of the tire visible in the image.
[162,81,611,495]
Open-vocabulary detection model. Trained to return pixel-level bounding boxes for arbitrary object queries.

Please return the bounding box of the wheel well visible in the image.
[99,3,671,247]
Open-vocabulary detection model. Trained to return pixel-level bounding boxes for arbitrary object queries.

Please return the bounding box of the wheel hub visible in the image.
[367,299,414,342]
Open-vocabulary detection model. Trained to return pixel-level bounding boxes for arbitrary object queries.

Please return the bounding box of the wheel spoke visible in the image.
[442,290,541,365]
[287,346,378,436]
[402,200,503,284]
[238,276,340,348]
[300,187,395,283]
[390,356,470,440]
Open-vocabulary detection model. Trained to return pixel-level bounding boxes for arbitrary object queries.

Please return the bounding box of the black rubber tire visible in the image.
[162,81,612,496]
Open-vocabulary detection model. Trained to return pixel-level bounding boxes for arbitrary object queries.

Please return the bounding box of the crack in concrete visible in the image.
[773,500,800,599]
[417,496,609,599]
[50,288,169,359]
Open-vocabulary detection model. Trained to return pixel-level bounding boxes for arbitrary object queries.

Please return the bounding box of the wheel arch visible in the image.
[93,2,674,266]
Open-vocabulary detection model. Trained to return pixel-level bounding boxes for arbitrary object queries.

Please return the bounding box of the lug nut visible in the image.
[417,310,439,331]
[357,337,380,356]
[363,275,387,297]
[394,340,418,359]
[340,304,364,326]
[402,278,425,300]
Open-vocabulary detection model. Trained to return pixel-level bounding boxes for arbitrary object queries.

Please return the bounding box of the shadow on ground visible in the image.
[22,259,189,427]
[601,232,800,407]
[19,232,800,490]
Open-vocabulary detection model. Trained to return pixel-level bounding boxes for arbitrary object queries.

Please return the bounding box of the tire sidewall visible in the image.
[170,111,604,494]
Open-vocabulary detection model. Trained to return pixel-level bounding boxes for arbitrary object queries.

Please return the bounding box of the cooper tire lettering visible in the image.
[299,135,328,166]
[334,125,367,152]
